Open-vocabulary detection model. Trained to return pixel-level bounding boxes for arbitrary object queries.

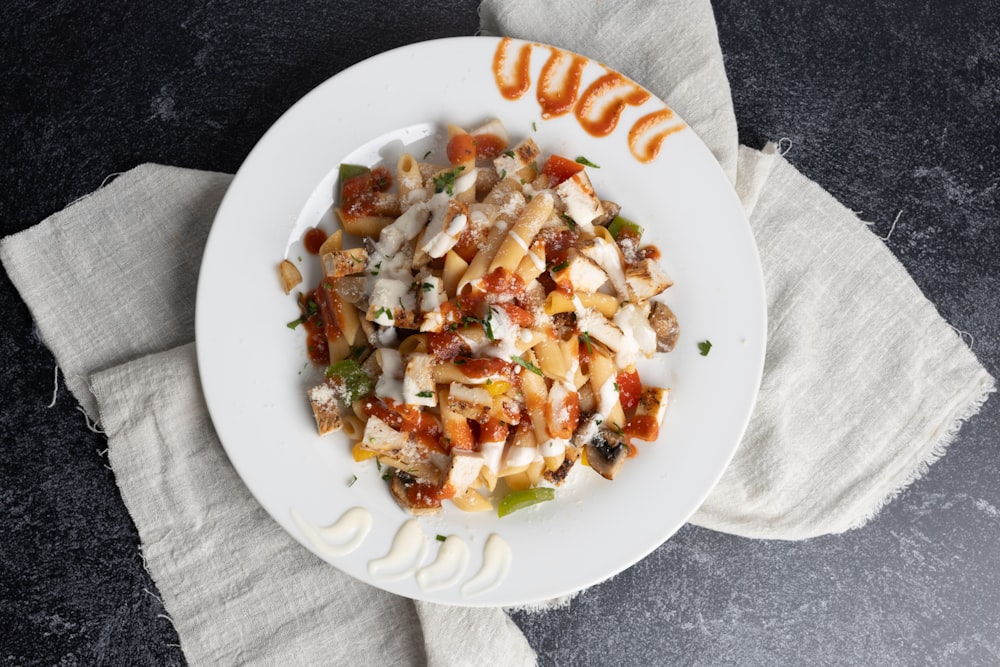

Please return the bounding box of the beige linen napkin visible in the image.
[480,0,994,539]
[1,165,534,665]
[3,0,996,662]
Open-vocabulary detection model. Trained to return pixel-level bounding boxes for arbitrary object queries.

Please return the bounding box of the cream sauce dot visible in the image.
[290,506,372,557]
[416,536,471,592]
[368,519,429,581]
[461,534,512,597]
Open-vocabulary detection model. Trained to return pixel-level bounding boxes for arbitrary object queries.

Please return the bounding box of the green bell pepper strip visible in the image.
[497,487,555,517]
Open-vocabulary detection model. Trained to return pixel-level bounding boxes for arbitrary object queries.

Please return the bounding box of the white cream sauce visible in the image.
[290,506,372,557]
[416,536,471,592]
[368,518,429,581]
[461,534,513,597]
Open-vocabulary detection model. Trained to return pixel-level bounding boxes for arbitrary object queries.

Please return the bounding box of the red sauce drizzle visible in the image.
[492,37,532,100]
[575,72,651,137]
[537,48,588,119]
[628,108,686,163]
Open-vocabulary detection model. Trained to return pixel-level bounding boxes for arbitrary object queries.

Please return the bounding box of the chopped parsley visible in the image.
[698,339,713,356]
[436,534,447,542]
[503,149,515,158]
[347,474,358,488]
[374,306,393,321]
[575,156,600,168]
[421,282,434,292]
[579,331,593,354]
[433,166,466,195]
[286,297,318,329]
[423,150,432,159]
[482,307,496,341]
[416,390,434,398]
[561,214,577,230]
[550,260,569,273]
[511,354,543,376]
[369,261,382,276]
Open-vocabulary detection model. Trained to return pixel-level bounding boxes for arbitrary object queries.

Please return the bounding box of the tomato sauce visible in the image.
[303,227,327,255]
[625,415,659,442]
[405,480,453,509]
[616,370,642,414]
[473,133,506,161]
[490,40,685,164]
[537,49,588,119]
[541,155,584,187]
[453,356,512,380]
[628,108,686,163]
[302,313,328,365]
[427,331,468,361]
[480,417,508,443]
[575,72,651,137]
[492,37,532,100]
[481,267,525,299]
[340,166,393,220]
[446,133,476,165]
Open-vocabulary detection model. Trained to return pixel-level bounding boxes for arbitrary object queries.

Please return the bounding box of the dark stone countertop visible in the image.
[2,1,997,664]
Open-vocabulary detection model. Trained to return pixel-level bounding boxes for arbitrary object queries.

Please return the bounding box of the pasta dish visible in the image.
[279,119,679,516]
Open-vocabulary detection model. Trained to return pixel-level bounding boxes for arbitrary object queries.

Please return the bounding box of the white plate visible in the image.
[196,36,766,607]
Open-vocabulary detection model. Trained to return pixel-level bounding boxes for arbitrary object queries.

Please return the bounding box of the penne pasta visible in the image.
[287,119,678,515]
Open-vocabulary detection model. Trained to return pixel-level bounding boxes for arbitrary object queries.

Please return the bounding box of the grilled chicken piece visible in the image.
[625,257,673,301]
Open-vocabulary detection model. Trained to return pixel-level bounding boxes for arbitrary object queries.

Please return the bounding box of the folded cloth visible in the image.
[2,164,535,665]
[2,0,995,662]
[480,0,994,539]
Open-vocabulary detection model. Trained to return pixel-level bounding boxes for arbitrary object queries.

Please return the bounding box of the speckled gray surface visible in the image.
[1,1,997,665]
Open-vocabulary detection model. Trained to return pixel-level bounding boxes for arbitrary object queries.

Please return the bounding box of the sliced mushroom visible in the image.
[648,301,680,353]
[591,200,621,227]
[584,428,629,480]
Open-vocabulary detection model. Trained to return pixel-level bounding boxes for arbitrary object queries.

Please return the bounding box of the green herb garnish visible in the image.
[483,307,496,341]
[511,354,543,376]
[286,297,318,329]
[325,359,374,402]
[436,534,447,542]
[579,331,593,354]
[698,340,713,356]
[433,166,466,195]
[416,391,434,398]
[575,156,600,168]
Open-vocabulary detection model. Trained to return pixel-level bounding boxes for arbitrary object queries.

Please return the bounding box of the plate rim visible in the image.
[195,34,767,606]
